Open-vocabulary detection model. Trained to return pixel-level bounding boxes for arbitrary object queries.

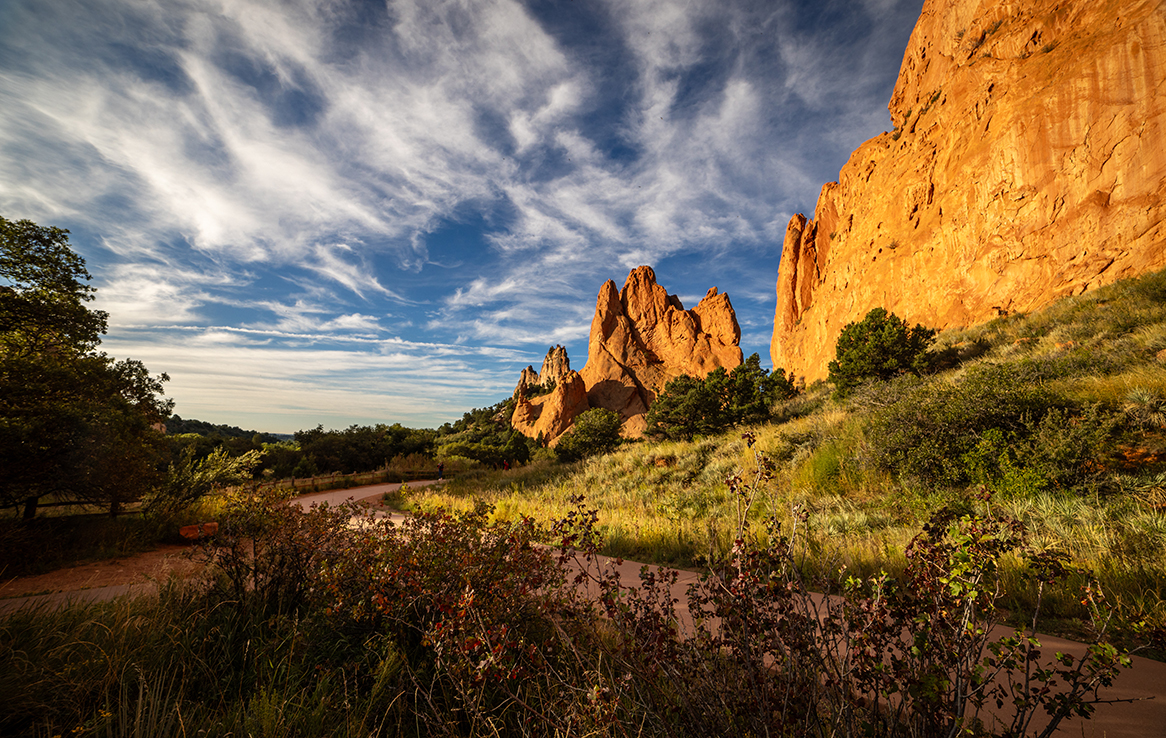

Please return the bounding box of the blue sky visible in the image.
[0,0,924,433]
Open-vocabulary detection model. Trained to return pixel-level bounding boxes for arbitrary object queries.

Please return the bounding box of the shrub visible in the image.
[144,445,261,515]
[437,439,507,466]
[866,364,1119,491]
[1020,405,1119,490]
[555,407,622,461]
[646,353,797,440]
[828,307,936,397]
[1124,388,1166,430]
[867,364,1055,485]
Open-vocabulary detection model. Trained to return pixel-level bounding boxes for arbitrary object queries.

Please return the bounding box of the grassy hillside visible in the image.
[5,271,1162,737]
[407,268,1166,639]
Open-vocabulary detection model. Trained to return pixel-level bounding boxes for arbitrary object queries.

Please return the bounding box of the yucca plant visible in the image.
[1123,387,1166,430]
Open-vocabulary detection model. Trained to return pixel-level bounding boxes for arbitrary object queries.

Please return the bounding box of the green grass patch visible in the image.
[408,268,1166,646]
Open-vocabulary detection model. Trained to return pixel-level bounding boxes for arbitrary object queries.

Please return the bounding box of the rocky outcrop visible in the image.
[514,345,572,397]
[514,365,540,396]
[510,370,590,443]
[511,266,744,441]
[539,345,570,385]
[771,0,1166,382]
[581,266,743,436]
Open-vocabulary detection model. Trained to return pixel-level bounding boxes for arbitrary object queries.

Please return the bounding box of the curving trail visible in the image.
[288,479,443,512]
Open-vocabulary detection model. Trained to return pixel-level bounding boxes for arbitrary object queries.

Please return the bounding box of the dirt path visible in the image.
[289,478,442,511]
[0,544,200,602]
[0,481,439,608]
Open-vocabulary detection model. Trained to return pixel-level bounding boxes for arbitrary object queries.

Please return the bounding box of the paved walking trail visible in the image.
[3,480,1163,737]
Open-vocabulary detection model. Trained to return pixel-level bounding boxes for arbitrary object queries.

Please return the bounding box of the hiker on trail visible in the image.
[437,462,444,480]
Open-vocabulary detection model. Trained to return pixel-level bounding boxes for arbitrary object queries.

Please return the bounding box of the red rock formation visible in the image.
[511,266,744,441]
[538,345,570,385]
[514,345,571,397]
[580,266,742,437]
[510,370,590,443]
[771,0,1166,382]
[514,365,540,396]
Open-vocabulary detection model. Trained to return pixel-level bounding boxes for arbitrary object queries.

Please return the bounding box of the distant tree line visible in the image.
[166,397,537,484]
[166,415,285,442]
[292,423,437,477]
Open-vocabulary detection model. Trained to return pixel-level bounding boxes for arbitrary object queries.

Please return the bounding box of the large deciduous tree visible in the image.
[0,217,173,518]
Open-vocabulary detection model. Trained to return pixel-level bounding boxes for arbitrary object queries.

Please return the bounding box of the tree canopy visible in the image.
[0,216,172,517]
[295,423,437,475]
[827,308,936,397]
[0,217,107,358]
[554,408,622,461]
[645,353,797,441]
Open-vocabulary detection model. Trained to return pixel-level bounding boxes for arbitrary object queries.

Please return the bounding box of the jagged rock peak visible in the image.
[771,0,1166,382]
[513,345,572,398]
[513,366,540,397]
[538,345,570,385]
[510,266,745,442]
[580,266,743,437]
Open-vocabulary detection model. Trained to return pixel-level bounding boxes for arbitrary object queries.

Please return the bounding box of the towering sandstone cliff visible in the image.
[513,266,743,441]
[771,0,1166,382]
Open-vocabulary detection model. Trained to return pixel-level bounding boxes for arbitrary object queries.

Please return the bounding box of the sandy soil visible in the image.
[0,543,202,599]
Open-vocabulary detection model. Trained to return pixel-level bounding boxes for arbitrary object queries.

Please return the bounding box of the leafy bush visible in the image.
[437,439,507,466]
[867,364,1118,491]
[145,445,261,514]
[555,407,622,461]
[828,307,936,397]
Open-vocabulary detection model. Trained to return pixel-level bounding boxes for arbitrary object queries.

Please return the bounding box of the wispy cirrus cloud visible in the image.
[0,0,924,430]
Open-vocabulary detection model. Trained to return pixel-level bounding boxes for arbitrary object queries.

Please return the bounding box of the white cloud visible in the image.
[101,323,535,430]
[1,0,926,425]
[93,262,243,326]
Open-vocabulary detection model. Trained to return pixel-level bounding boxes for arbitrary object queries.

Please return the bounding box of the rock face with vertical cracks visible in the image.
[512,266,743,442]
[771,0,1166,382]
[513,345,571,396]
[581,266,742,438]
